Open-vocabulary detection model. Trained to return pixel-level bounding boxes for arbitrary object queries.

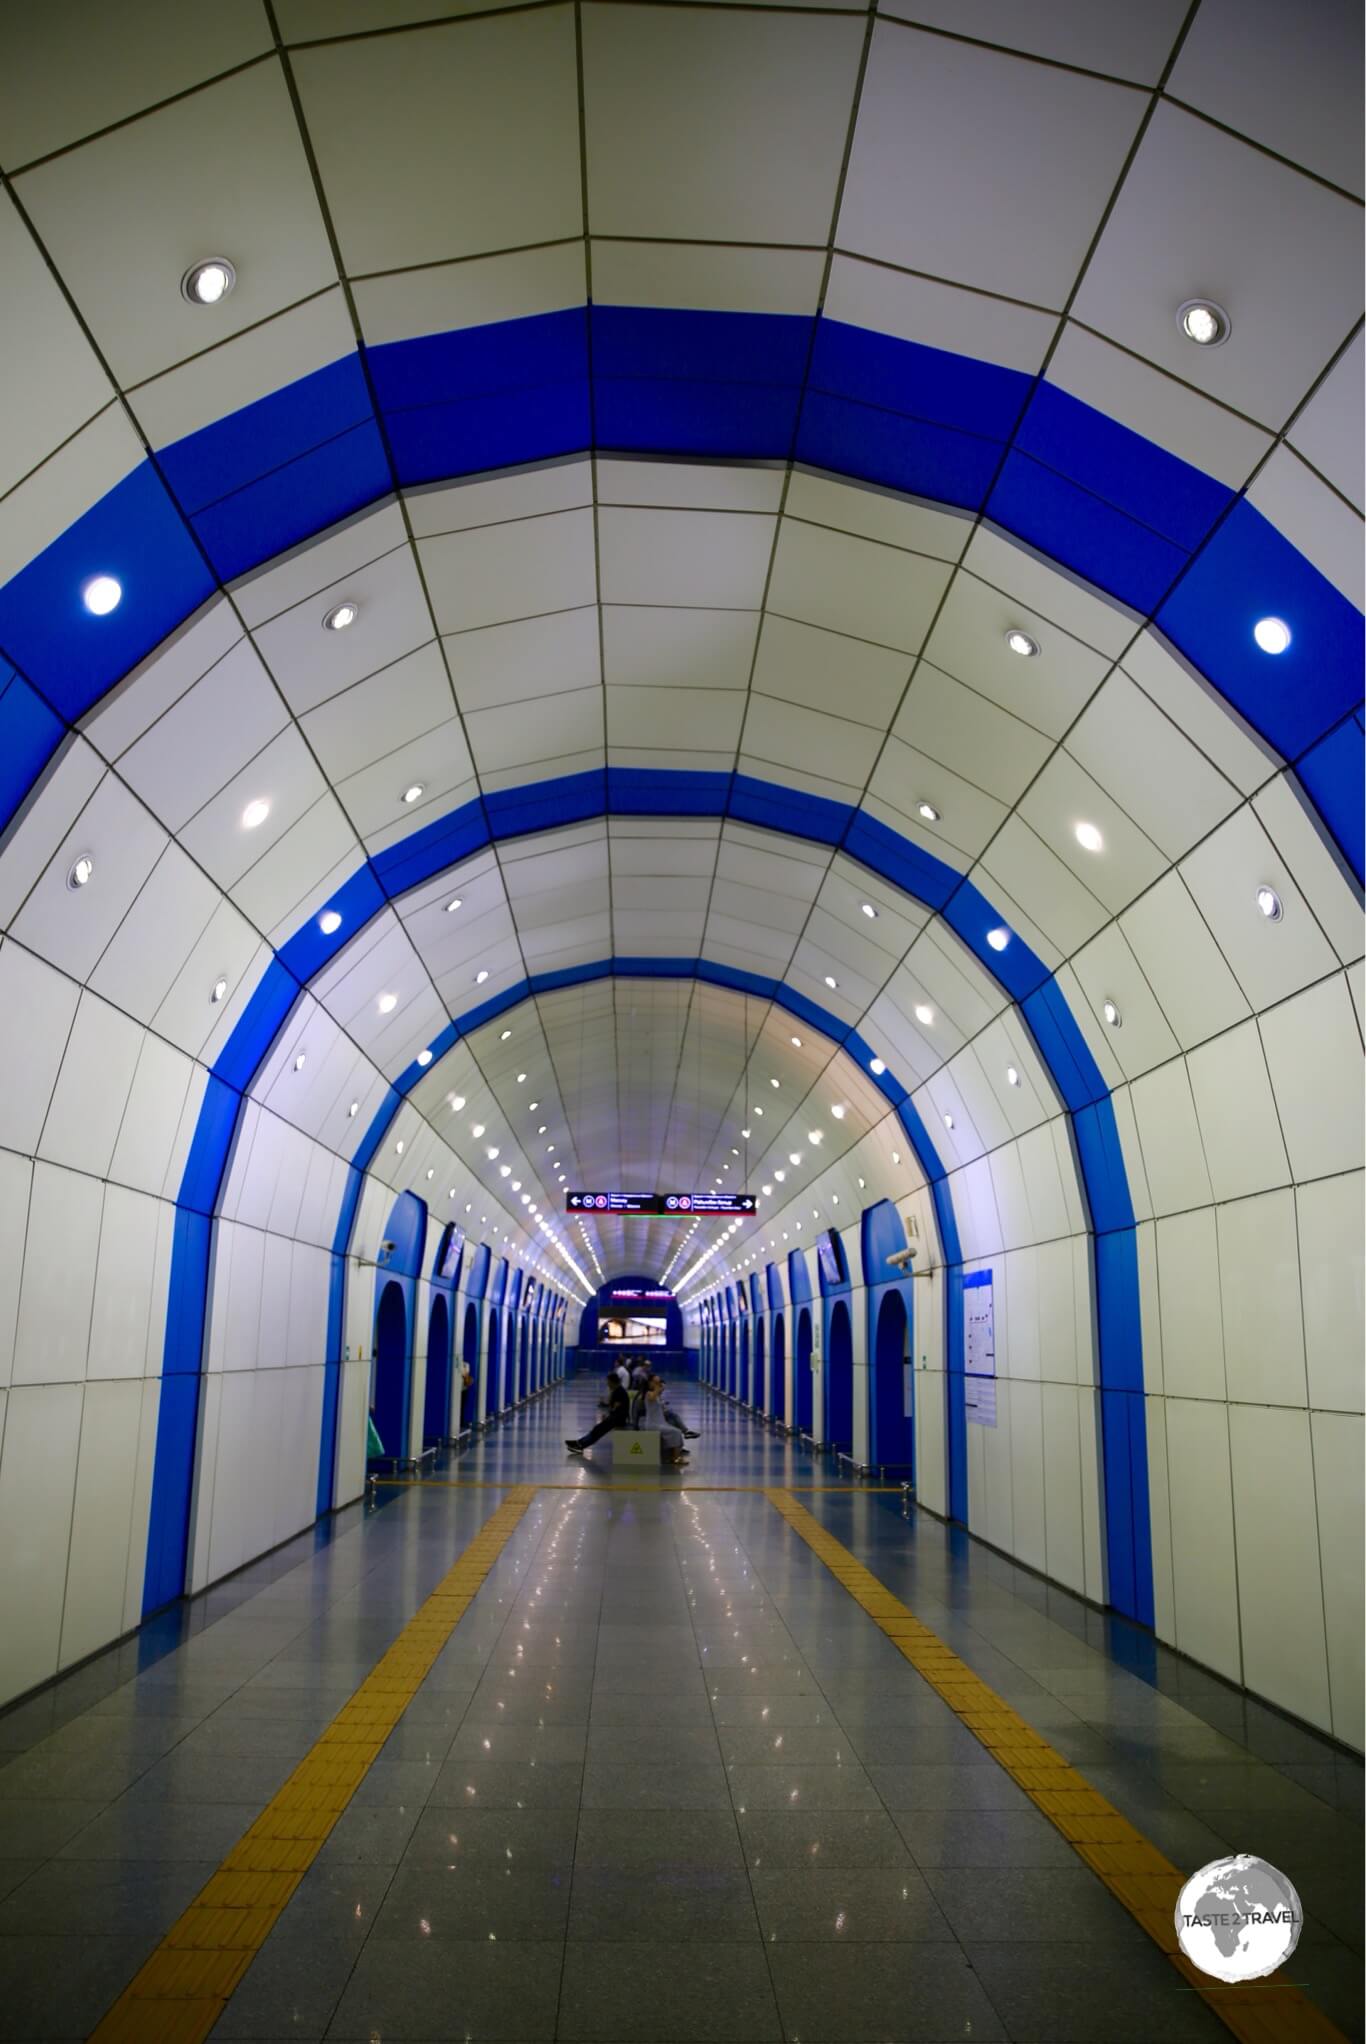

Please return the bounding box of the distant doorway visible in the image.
[872,1288,914,1475]
[826,1299,853,1452]
[371,1282,408,1465]
[423,1293,451,1446]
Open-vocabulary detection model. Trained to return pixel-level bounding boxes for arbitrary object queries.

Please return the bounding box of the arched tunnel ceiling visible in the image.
[0,1,1361,1301]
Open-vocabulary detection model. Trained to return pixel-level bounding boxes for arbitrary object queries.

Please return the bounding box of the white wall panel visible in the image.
[0,1383,83,1700]
[1154,1208,1225,1401]
[1259,973,1365,1183]
[1311,1411,1365,1749]
[38,992,144,1177]
[1165,1400,1241,1684]
[1185,1019,1289,1202]
[59,1378,143,1668]
[1216,1189,1308,1408]
[1228,1404,1332,1734]
[1296,1171,1365,1414]
[12,1163,102,1387]
[87,1186,161,1382]
[0,942,79,1157]
[0,1153,32,1391]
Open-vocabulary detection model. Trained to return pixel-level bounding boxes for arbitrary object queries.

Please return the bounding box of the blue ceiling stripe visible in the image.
[0,308,1357,884]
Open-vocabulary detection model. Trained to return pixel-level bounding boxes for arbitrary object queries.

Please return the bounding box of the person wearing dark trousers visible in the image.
[567,1374,630,1452]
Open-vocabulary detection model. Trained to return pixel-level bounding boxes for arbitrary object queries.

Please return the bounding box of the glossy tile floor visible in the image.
[0,1375,1359,2041]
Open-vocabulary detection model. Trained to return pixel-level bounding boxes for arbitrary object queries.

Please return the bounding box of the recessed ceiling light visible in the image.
[349,1100,360,1117]
[81,575,121,616]
[471,1123,485,1138]
[860,902,878,919]
[914,1004,934,1026]
[857,1176,865,1190]
[808,1130,823,1146]
[181,257,235,306]
[830,1104,846,1120]
[450,1093,466,1110]
[395,1139,404,1155]
[444,898,463,918]
[869,1057,886,1076]
[1006,1066,1020,1087]
[770,1078,780,1089]
[401,784,424,806]
[1253,616,1291,656]
[377,992,397,1014]
[891,1150,901,1165]
[426,1168,435,1181]
[790,1035,802,1048]
[741,1127,751,1139]
[210,976,228,1004]
[487,1146,500,1160]
[475,969,489,985]
[754,1106,764,1116]
[943,1113,954,1130]
[1074,821,1104,853]
[917,800,940,823]
[318,909,342,937]
[1005,629,1040,658]
[824,975,838,990]
[774,1170,786,1183]
[241,798,270,830]
[986,927,1010,953]
[540,1125,549,1135]
[322,601,358,632]
[529,1101,538,1111]
[831,1193,839,1205]
[516,1072,527,1083]
[499,1029,511,1041]
[293,1052,306,1071]
[417,1049,432,1068]
[1102,1000,1122,1028]
[511,1179,521,1192]
[1256,885,1283,921]
[1178,299,1229,347]
[65,853,95,891]
[788,1152,802,1166]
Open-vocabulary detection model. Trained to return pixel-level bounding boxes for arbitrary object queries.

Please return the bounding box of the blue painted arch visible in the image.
[65,307,1364,1621]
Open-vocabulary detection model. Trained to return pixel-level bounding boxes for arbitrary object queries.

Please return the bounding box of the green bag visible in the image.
[366,1416,385,1459]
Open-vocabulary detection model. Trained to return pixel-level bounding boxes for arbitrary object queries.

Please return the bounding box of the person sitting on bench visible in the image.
[567,1373,629,1454]
[640,1376,688,1465]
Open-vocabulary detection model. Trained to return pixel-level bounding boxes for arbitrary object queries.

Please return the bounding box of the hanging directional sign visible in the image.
[565,1190,756,1216]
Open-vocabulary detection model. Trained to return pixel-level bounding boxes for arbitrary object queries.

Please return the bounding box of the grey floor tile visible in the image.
[567,1866,760,1943]
[719,1726,860,1767]
[372,1859,570,1941]
[403,1805,577,1869]
[706,1669,827,1697]
[379,1723,459,1765]
[766,1940,1006,2041]
[893,1808,1080,1868]
[119,1750,296,1806]
[557,1938,781,2040]
[461,1689,589,1725]
[580,1760,731,1809]
[840,1722,988,1767]
[709,1697,846,1729]
[592,1691,713,1727]
[736,1809,912,1871]
[0,1931,158,2037]
[588,1723,720,1765]
[348,1757,444,1809]
[925,1866,1146,1943]
[865,1762,1031,1811]
[55,1798,257,1863]
[447,1723,587,1765]
[749,1865,954,1942]
[327,1935,563,2039]
[0,1854,215,1938]
[0,1798,108,1859]
[573,1808,745,1876]
[428,1756,583,1808]
[183,1715,324,1760]
[962,1940,1230,2041]
[314,1803,422,1867]
[274,1863,395,1943]
[211,1932,359,2040]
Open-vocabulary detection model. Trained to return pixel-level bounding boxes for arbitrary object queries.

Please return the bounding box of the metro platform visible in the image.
[0,1380,1357,2044]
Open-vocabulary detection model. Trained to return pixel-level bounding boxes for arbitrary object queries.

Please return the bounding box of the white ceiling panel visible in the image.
[420,510,597,635]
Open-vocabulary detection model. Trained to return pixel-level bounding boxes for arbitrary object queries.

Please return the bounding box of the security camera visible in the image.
[378,1239,397,1261]
[885,1246,917,1270]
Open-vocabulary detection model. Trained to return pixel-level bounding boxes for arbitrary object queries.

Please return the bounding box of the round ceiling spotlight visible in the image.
[1005,629,1039,658]
[82,575,122,616]
[377,992,397,1014]
[445,897,462,914]
[869,1057,886,1076]
[1177,299,1230,347]
[824,975,838,990]
[401,784,424,806]
[1102,999,1122,1028]
[943,1112,954,1130]
[241,797,270,831]
[210,976,228,1004]
[181,257,236,306]
[790,1035,802,1048]
[416,1049,433,1068]
[986,927,1010,953]
[1006,1066,1020,1087]
[475,968,489,984]
[322,601,358,632]
[830,1104,846,1120]
[66,853,94,890]
[860,902,878,919]
[914,1004,934,1026]
[1253,616,1291,656]
[293,1053,306,1072]
[1256,885,1283,921]
[917,800,940,823]
[318,909,342,936]
[1074,820,1104,853]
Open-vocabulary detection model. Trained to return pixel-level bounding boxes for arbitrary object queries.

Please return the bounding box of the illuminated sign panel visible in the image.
[566,1190,755,1215]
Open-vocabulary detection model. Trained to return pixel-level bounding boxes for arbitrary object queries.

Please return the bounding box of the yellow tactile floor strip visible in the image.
[86,1485,538,2044]
[765,1489,1346,2044]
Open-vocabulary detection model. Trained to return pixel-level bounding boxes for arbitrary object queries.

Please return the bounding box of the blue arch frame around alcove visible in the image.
[6,309,1348,1624]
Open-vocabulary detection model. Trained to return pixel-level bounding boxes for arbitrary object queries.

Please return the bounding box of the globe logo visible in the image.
[1175,1854,1303,1983]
